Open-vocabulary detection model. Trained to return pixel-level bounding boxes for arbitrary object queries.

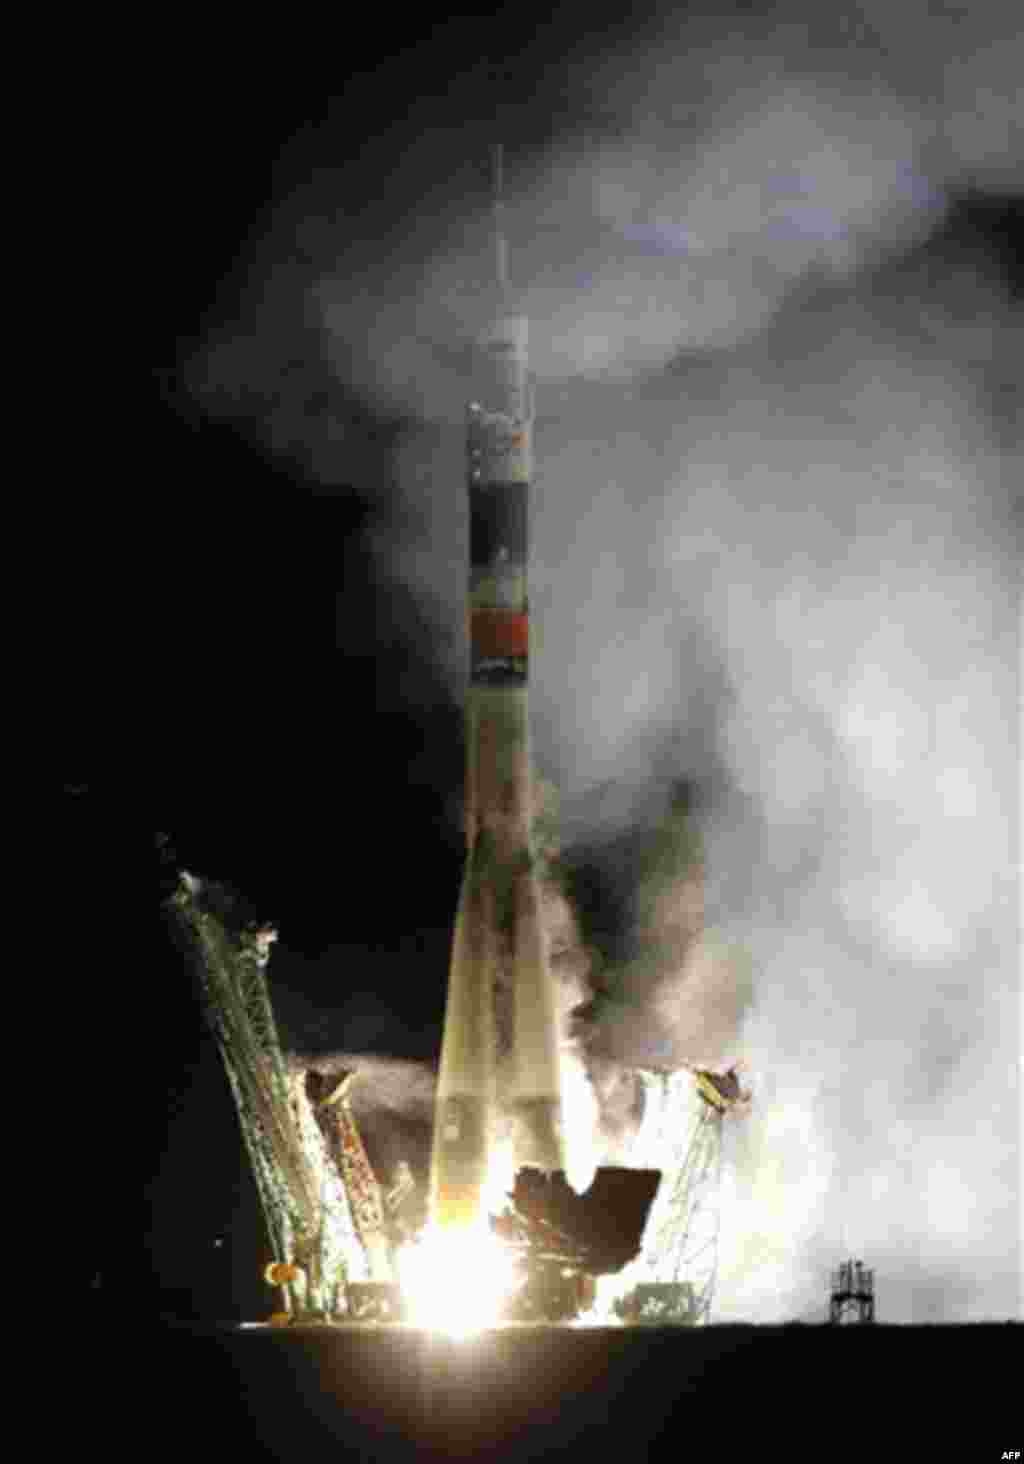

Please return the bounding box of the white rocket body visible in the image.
[429,151,565,1232]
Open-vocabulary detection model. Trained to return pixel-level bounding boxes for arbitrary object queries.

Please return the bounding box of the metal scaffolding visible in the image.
[594,1069,726,1324]
[169,873,368,1318]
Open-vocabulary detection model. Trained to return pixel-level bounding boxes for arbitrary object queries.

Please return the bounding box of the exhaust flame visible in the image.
[559,1047,602,1195]
[400,1145,521,1336]
[398,1219,521,1337]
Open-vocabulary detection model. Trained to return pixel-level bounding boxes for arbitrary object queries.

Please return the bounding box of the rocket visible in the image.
[429,146,566,1232]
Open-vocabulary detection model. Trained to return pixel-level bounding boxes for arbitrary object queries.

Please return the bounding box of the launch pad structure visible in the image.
[599,1071,726,1324]
[168,873,371,1320]
[169,862,745,1327]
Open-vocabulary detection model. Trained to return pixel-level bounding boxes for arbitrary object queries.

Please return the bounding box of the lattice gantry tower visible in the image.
[168,872,368,1318]
[594,1066,749,1324]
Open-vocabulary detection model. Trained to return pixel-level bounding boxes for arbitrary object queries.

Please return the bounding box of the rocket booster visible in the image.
[430,147,565,1231]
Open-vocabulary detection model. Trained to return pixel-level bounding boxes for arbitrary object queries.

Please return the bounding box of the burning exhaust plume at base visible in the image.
[398,1223,522,1338]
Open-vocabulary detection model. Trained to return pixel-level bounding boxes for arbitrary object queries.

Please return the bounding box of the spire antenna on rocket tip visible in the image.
[491,142,508,292]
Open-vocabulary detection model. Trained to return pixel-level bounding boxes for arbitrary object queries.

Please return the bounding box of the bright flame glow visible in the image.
[398,1221,522,1337]
[559,1049,601,1195]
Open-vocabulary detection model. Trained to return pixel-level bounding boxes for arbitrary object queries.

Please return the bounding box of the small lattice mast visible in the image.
[829,1259,876,1324]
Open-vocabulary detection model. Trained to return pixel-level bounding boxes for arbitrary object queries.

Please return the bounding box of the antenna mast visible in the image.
[491,142,509,292]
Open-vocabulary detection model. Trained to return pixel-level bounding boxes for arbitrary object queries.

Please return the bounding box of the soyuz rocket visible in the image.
[429,146,566,1231]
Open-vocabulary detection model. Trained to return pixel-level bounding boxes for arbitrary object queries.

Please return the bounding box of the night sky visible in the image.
[60,2,1020,1324]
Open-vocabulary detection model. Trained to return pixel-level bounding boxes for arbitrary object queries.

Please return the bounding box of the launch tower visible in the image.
[595,1066,747,1324]
[169,872,370,1318]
